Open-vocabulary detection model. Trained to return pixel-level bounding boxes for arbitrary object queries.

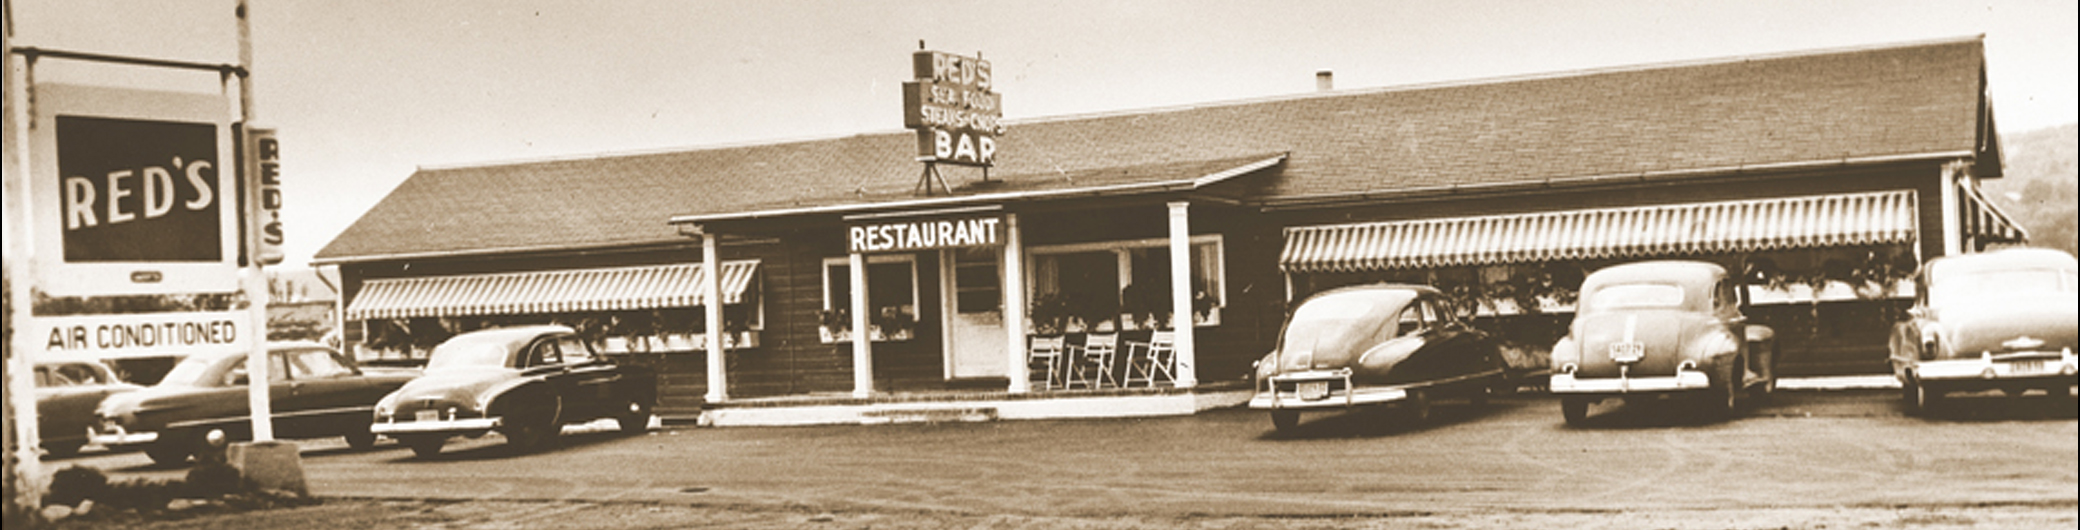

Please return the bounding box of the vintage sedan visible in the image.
[35,360,142,457]
[90,342,419,465]
[1549,261,1777,424]
[1889,247,2077,413]
[371,325,658,457]
[1249,284,1512,432]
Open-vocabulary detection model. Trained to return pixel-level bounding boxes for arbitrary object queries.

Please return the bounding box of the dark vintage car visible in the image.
[371,325,658,457]
[35,360,142,457]
[90,342,420,465]
[1248,284,1512,431]
[1548,261,1777,424]
[1889,247,2077,413]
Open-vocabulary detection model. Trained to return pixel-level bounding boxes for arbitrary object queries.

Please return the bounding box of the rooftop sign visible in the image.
[903,50,1001,167]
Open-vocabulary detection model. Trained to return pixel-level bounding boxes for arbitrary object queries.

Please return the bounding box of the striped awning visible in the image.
[1281,191,1917,273]
[1959,183,2027,244]
[346,261,760,320]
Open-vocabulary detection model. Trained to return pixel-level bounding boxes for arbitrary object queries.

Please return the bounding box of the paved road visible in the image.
[47,389,2078,523]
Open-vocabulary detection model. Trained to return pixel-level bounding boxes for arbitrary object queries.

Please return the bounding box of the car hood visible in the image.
[386,367,518,409]
[1936,295,2078,357]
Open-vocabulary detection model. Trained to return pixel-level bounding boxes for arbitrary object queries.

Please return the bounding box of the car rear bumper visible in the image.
[371,417,501,435]
[1550,370,1711,394]
[87,425,159,447]
[1914,350,2077,382]
[1248,369,1500,410]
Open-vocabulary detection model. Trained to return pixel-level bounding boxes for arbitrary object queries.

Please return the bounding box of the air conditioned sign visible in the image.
[903,50,1002,167]
[30,84,240,296]
[34,311,251,360]
[848,215,1004,254]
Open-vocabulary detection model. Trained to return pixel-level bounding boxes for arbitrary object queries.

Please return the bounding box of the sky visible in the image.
[7,0,2077,268]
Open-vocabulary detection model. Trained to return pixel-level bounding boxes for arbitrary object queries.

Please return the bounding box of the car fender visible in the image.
[481,377,559,424]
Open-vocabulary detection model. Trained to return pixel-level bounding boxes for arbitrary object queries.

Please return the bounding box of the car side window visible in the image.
[556,336,594,364]
[526,339,562,368]
[222,357,290,386]
[1395,304,1427,337]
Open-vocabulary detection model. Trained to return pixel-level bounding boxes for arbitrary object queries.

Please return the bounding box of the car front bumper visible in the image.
[1550,370,1711,394]
[371,417,502,435]
[87,424,159,447]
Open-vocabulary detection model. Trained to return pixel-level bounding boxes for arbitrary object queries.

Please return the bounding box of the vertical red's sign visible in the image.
[903,50,1002,167]
[246,128,284,265]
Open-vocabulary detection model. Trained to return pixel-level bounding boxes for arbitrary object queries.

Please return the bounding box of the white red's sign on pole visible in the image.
[29,84,240,296]
[902,50,1002,167]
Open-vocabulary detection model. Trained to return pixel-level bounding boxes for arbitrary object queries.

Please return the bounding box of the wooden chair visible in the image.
[1123,331,1177,388]
[1026,335,1067,391]
[1065,333,1119,389]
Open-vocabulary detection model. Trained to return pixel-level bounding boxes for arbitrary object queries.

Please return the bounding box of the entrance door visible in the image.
[943,247,1007,378]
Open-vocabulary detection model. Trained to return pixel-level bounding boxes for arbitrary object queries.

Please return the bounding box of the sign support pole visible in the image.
[235,0,273,443]
[4,1,48,511]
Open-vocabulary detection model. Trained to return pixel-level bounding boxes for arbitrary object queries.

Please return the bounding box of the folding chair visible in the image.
[1065,333,1119,389]
[1123,331,1177,388]
[1026,335,1067,391]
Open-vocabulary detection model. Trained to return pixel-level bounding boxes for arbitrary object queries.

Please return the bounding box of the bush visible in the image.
[46,466,109,507]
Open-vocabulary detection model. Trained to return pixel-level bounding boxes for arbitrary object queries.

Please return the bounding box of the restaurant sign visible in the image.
[849,215,1004,254]
[903,50,1001,167]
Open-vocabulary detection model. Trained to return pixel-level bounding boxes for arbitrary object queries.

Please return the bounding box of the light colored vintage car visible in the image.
[91,342,419,465]
[371,325,657,457]
[1549,261,1777,424]
[1249,284,1513,432]
[1889,247,2077,413]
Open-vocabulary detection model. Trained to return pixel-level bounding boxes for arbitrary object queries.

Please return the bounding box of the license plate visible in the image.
[1296,381,1330,400]
[2008,360,2046,375]
[1609,342,1644,363]
[415,410,440,422]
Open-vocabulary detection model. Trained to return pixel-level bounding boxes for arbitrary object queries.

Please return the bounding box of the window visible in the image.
[284,348,352,379]
[822,255,920,342]
[1030,235,1225,331]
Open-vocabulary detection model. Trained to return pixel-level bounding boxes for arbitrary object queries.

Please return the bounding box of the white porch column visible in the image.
[850,252,875,398]
[1167,201,1198,388]
[1938,160,1965,257]
[702,234,728,403]
[1002,213,1030,393]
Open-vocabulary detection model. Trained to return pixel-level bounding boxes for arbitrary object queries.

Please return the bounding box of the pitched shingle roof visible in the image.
[317,37,1990,263]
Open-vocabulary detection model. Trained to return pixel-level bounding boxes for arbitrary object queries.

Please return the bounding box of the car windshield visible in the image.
[425,336,516,372]
[158,355,223,386]
[1930,267,2078,306]
[1586,283,1685,311]
[1279,290,1406,353]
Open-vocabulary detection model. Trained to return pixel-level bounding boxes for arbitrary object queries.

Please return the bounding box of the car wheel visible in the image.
[1406,390,1433,423]
[1711,360,1741,419]
[1561,397,1589,425]
[400,436,445,458]
[145,438,191,466]
[617,399,652,434]
[1900,375,1922,412]
[1911,378,1941,414]
[1270,410,1300,432]
[344,427,378,450]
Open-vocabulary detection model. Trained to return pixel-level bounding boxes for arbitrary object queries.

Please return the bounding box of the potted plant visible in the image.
[873,306,916,341]
[1029,293,1072,336]
[818,307,851,343]
[1119,282,1171,330]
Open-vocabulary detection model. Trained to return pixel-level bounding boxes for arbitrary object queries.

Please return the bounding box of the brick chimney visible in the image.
[1316,70,1333,91]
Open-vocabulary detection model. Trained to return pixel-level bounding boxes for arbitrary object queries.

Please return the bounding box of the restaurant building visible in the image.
[315,37,2023,424]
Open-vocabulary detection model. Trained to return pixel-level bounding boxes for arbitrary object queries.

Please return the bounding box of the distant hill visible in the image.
[1983,124,2079,257]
